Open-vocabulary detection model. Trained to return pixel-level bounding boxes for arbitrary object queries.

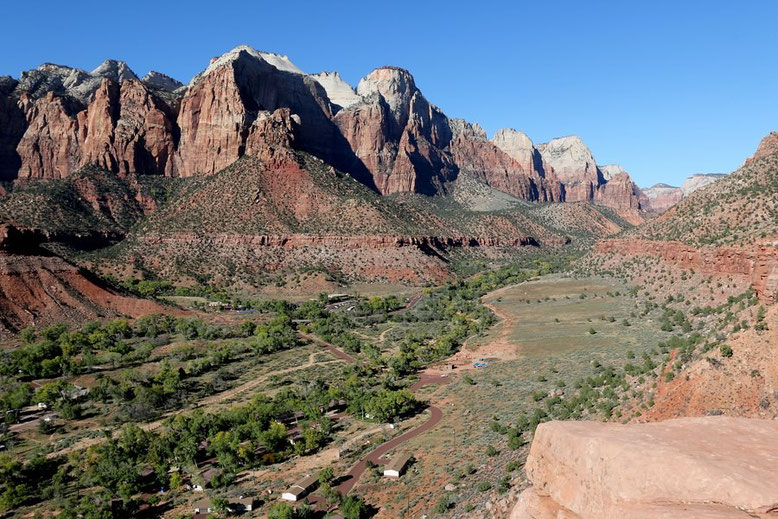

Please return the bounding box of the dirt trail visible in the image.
[425,285,522,376]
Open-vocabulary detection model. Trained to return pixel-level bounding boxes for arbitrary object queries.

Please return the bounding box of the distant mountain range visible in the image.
[640,173,728,212]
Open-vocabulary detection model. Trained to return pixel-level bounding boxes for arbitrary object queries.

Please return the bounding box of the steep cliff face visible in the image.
[533,137,643,211]
[537,136,600,202]
[641,174,727,213]
[492,128,548,179]
[0,77,25,180]
[1,46,645,210]
[592,170,642,210]
[176,46,338,177]
[450,120,561,201]
[745,131,778,165]
[333,66,456,194]
[641,183,683,212]
[15,79,178,179]
[17,92,84,179]
[80,79,178,176]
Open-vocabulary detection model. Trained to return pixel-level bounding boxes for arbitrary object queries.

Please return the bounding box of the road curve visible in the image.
[335,404,444,495]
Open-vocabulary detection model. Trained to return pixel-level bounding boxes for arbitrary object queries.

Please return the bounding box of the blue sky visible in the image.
[2,0,776,187]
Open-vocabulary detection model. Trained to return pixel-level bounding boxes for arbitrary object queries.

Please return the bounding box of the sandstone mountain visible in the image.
[0,45,643,214]
[98,110,624,287]
[641,173,727,212]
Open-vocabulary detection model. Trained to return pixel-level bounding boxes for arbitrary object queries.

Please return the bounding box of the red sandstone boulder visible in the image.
[513,417,778,519]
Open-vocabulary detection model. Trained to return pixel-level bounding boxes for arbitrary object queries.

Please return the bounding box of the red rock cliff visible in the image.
[595,238,778,302]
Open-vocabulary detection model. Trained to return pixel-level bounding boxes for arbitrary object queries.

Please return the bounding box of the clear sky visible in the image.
[2,0,777,187]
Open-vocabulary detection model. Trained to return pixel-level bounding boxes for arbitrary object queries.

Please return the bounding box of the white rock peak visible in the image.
[356,67,417,116]
[310,71,360,110]
[538,135,598,182]
[91,59,138,82]
[681,173,726,196]
[191,45,305,86]
[598,164,625,181]
[492,128,536,162]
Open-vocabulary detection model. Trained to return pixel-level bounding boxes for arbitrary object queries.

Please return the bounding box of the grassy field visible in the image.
[472,275,651,358]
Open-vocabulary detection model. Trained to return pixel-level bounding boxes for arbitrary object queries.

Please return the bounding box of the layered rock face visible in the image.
[0,45,642,210]
[537,136,600,202]
[80,79,178,176]
[641,174,726,212]
[595,239,778,303]
[0,77,28,180]
[680,173,726,196]
[15,79,178,178]
[532,138,643,211]
[450,121,561,201]
[0,223,166,334]
[333,66,457,194]
[513,417,778,519]
[492,128,547,177]
[641,183,683,212]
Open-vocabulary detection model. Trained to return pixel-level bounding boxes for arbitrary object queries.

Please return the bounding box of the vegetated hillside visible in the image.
[0,166,183,240]
[93,150,631,288]
[623,150,778,247]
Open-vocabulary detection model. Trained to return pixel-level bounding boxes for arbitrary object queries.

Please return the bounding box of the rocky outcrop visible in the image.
[537,136,599,202]
[641,183,683,212]
[15,79,178,178]
[595,239,778,302]
[680,173,726,196]
[0,77,26,180]
[533,138,643,211]
[745,131,778,165]
[141,71,183,92]
[334,66,456,194]
[17,92,84,179]
[492,129,548,178]
[176,46,335,177]
[310,71,361,110]
[593,170,641,210]
[80,79,177,176]
[450,120,561,201]
[513,417,778,519]
[641,174,726,212]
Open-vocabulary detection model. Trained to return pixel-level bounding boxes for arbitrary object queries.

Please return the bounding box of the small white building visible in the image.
[281,474,318,502]
[193,498,212,514]
[383,453,412,478]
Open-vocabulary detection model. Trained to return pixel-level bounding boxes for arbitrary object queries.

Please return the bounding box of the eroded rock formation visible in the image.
[0,45,644,211]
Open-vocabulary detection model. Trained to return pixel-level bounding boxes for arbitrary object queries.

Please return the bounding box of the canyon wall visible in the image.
[595,239,778,303]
